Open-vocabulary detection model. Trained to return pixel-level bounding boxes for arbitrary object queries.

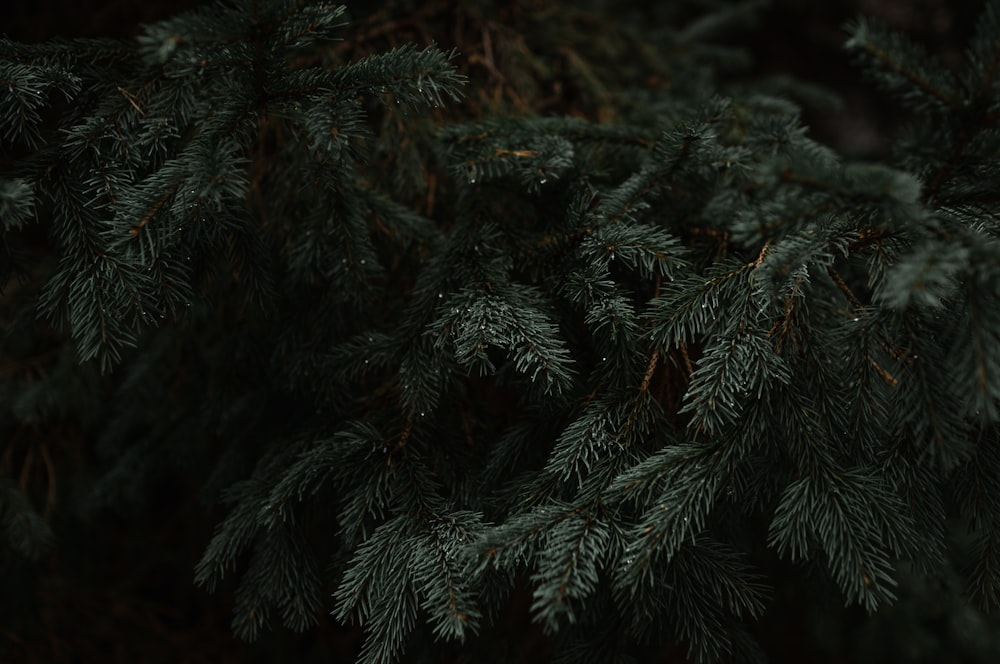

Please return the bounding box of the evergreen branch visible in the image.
[0,178,35,231]
[680,329,790,436]
[128,186,177,237]
[269,1,349,53]
[970,530,1000,610]
[644,257,755,351]
[582,223,688,281]
[0,36,133,64]
[638,538,769,663]
[530,509,609,632]
[432,284,575,394]
[870,357,898,387]
[734,201,838,241]
[845,17,962,111]
[411,510,483,641]
[7,1,1000,661]
[546,397,619,486]
[544,385,660,488]
[959,430,1000,609]
[896,334,968,468]
[334,514,419,664]
[116,85,146,116]
[614,447,726,593]
[827,265,864,310]
[480,501,585,570]
[921,111,1000,206]
[978,41,1000,97]
[230,524,324,638]
[195,475,272,591]
[0,473,54,561]
[947,265,1000,422]
[768,472,903,611]
[966,0,1000,96]
[878,240,967,310]
[333,42,466,107]
[639,350,660,394]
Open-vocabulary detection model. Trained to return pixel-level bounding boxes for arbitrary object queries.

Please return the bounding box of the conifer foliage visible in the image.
[3,0,1000,661]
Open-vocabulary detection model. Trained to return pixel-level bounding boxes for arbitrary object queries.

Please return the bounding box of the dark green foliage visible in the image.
[0,473,53,561]
[4,0,1000,662]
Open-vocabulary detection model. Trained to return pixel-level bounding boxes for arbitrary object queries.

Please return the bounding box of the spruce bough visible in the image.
[3,1,1000,661]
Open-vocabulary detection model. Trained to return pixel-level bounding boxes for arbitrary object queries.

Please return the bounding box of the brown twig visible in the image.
[679,341,694,376]
[871,358,899,386]
[827,265,864,310]
[639,350,660,394]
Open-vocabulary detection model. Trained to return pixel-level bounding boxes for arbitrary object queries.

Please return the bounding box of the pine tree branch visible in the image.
[978,38,1000,96]
[857,40,960,110]
[827,265,864,310]
[922,110,1000,206]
